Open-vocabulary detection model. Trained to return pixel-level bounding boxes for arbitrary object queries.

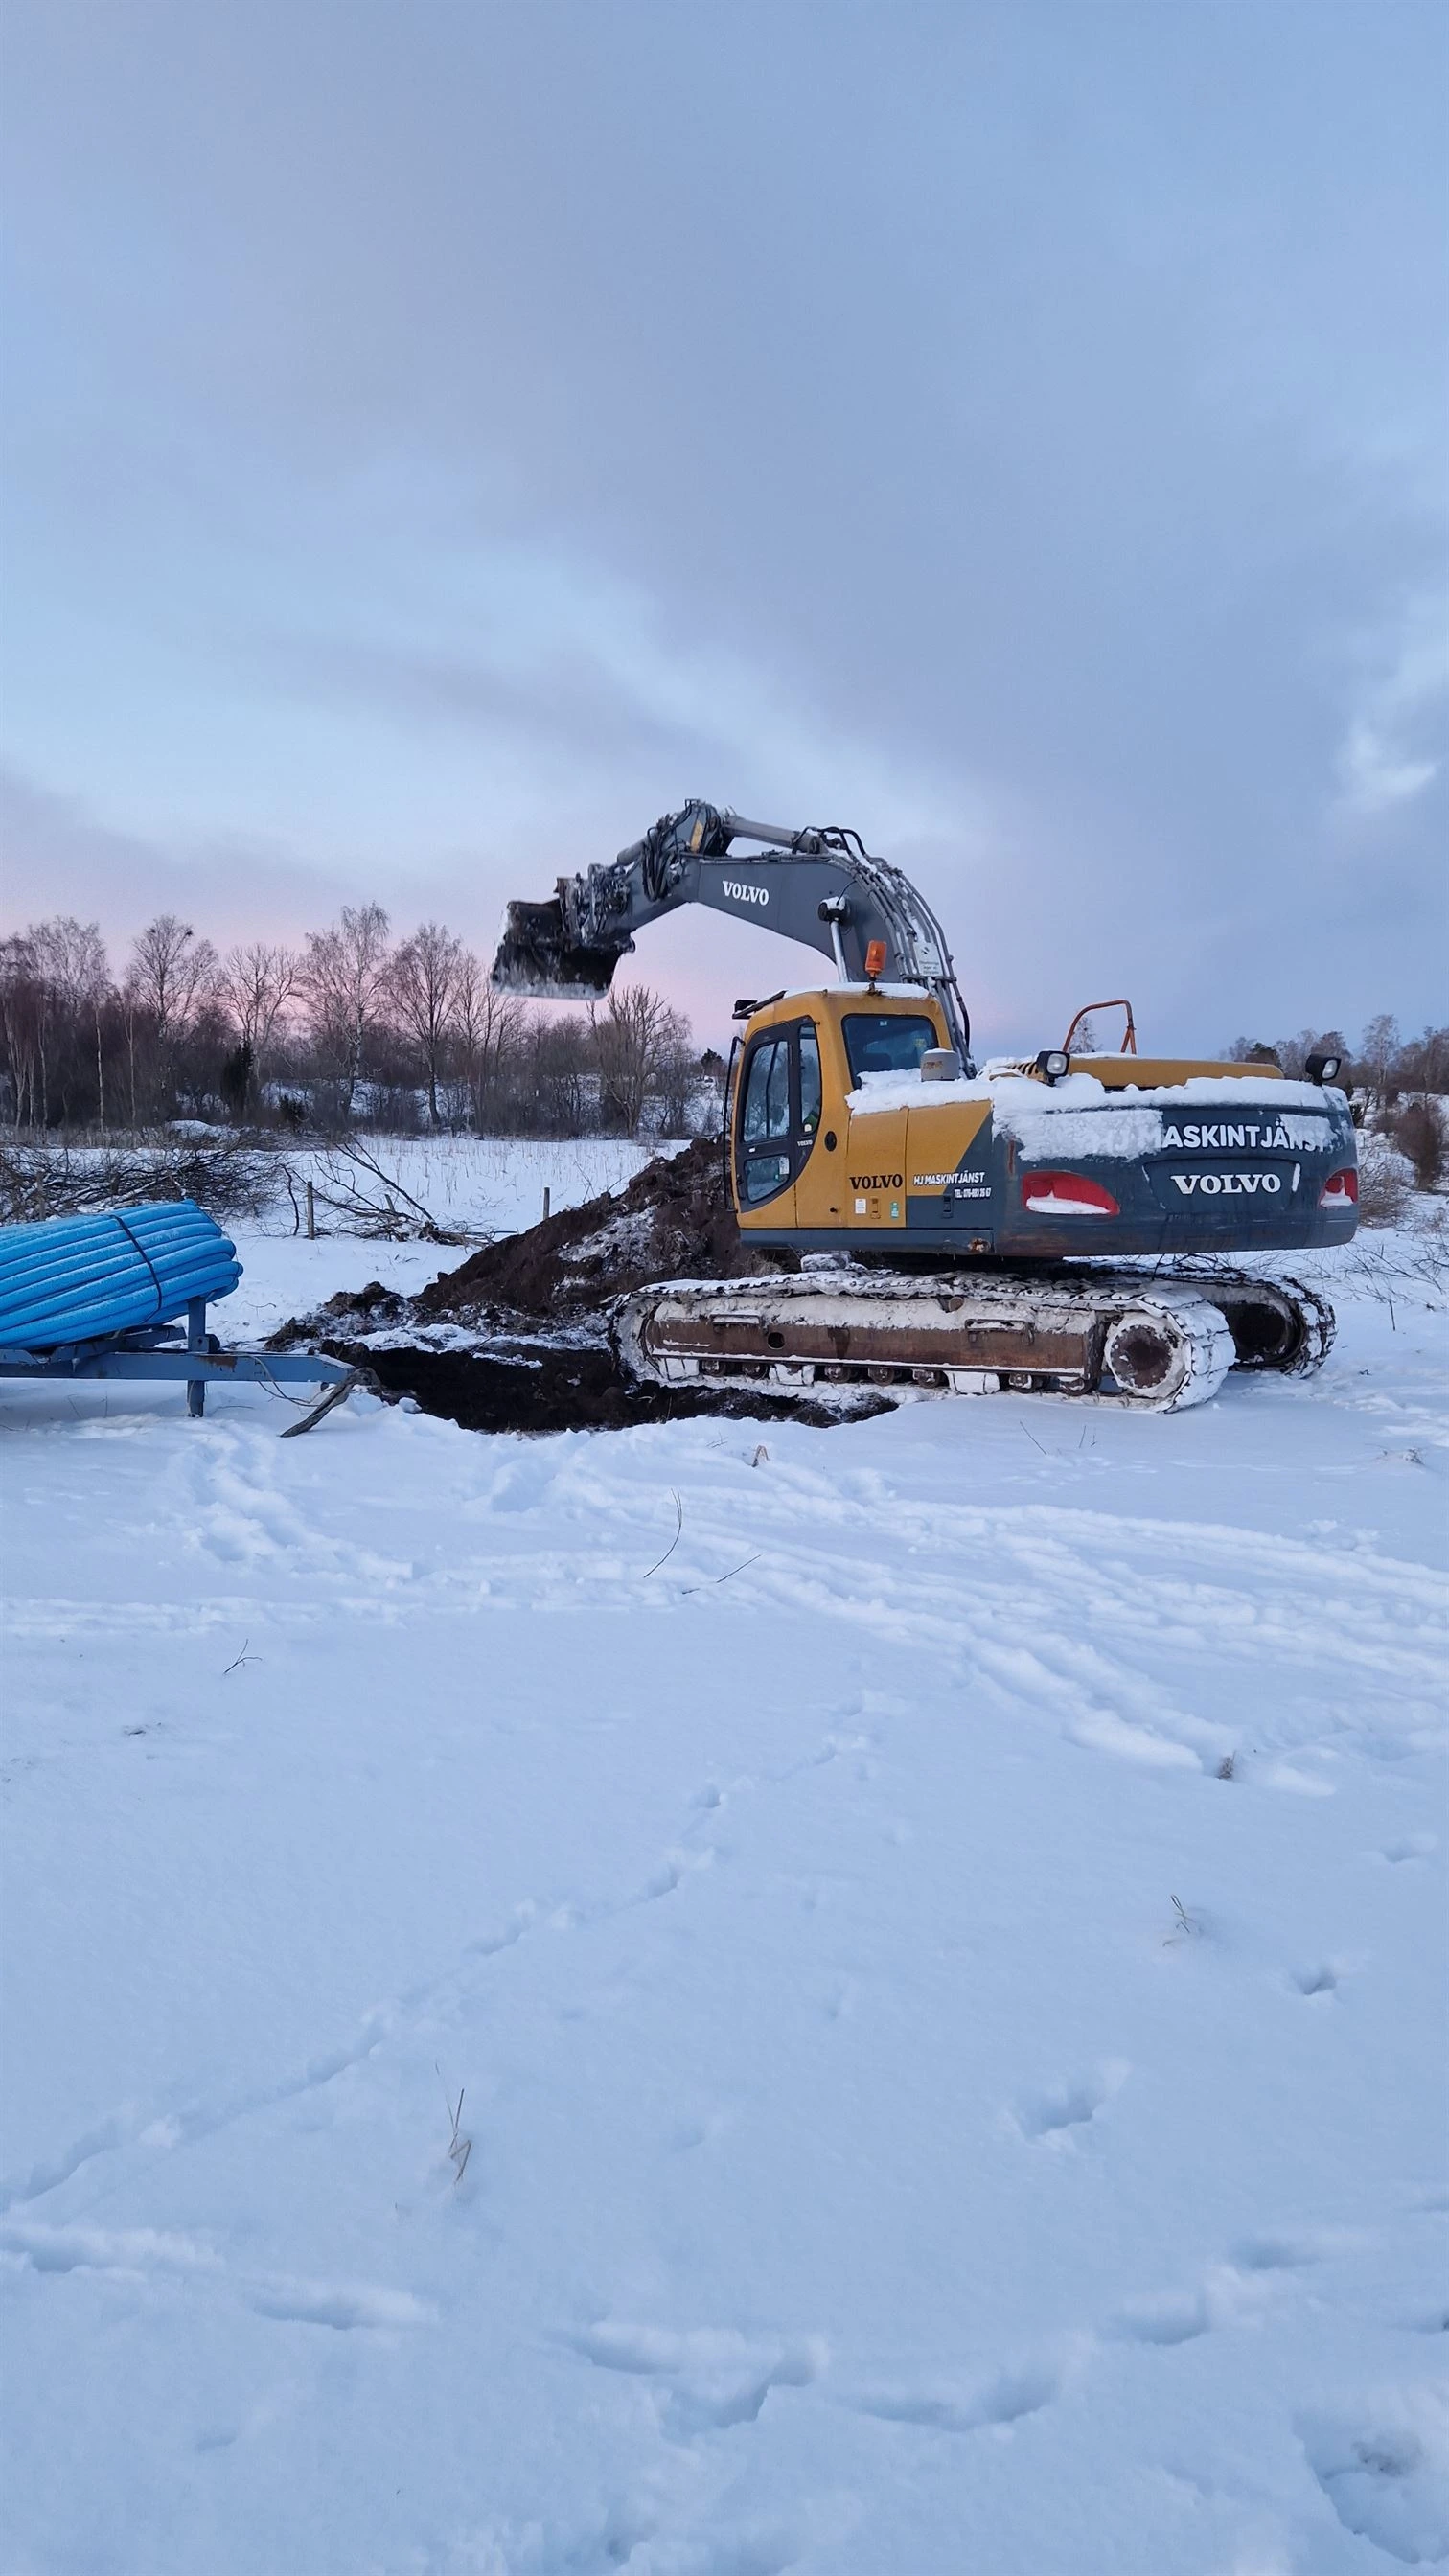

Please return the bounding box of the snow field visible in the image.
[264,1135,677,1244]
[0,1201,1446,2572]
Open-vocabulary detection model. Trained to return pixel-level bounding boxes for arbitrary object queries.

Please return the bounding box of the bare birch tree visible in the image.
[388,921,463,1126]
[32,918,110,1127]
[218,942,298,1115]
[0,935,42,1128]
[124,915,219,1120]
[590,984,688,1134]
[300,904,391,1112]
[450,949,523,1130]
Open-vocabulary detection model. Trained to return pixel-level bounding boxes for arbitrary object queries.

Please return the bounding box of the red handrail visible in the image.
[1063,999,1138,1055]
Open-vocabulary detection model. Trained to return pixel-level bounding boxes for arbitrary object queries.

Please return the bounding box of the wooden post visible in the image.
[305,1180,316,1239]
[542,1185,551,1221]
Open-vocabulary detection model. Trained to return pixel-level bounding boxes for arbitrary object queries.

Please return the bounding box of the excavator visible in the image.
[492,802,1358,1413]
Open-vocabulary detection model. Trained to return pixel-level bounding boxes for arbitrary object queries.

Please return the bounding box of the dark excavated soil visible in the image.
[281,1140,888,1434]
[417,1135,795,1322]
[314,1338,862,1436]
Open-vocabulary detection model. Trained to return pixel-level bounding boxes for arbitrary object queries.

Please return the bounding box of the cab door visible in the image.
[734,1020,822,1223]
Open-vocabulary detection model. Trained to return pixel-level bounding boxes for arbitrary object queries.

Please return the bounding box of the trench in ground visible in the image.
[319,1340,885,1436]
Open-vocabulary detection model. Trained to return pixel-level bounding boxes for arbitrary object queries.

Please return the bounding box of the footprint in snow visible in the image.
[1379,1833,1438,1866]
[569,2321,827,2436]
[1232,2230,1336,2272]
[1015,2060,1130,2143]
[250,2278,435,2332]
[2,2226,433,2337]
[1290,1961,1344,1999]
[856,2337,1089,2435]
[1113,2288,1214,2347]
[1300,2387,1449,2566]
[668,2112,725,2153]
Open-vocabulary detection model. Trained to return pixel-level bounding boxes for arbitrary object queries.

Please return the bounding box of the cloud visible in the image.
[0,0,1445,1048]
[1334,594,1449,819]
[0,764,389,954]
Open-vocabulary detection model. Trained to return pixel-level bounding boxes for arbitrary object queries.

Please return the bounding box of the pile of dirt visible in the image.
[273,1141,872,1436]
[418,1135,797,1323]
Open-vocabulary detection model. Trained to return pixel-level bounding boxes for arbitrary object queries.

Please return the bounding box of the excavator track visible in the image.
[1143,1265,1336,1377]
[613,1272,1240,1414]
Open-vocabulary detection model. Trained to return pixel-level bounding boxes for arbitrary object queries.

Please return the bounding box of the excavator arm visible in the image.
[491,800,973,1062]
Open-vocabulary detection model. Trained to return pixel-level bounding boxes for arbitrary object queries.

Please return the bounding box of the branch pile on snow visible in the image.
[296,1141,480,1245]
[0,1139,280,1226]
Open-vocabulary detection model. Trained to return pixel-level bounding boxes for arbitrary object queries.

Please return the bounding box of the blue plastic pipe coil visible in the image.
[0,1201,242,1350]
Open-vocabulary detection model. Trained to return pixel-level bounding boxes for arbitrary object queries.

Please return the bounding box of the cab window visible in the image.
[843,1013,937,1082]
[736,1021,821,1208]
[742,1039,782,1142]
[764,1038,791,1138]
[799,1024,821,1135]
[742,1147,791,1204]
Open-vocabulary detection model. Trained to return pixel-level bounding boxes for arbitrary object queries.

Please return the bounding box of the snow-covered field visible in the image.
[2,1152,1446,2575]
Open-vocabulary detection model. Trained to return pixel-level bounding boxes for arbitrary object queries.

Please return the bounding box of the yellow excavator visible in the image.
[494,802,1358,1413]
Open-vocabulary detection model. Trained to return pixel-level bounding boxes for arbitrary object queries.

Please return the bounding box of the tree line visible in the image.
[2,908,1445,1161]
[0,908,722,1138]
[1223,1017,1448,1187]
[1223,1014,1449,1100]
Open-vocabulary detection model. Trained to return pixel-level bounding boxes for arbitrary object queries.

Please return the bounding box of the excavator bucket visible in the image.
[490,900,625,1000]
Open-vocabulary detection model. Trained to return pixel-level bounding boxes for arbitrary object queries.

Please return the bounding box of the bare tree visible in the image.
[533,1012,594,1135]
[0,934,43,1127]
[126,915,218,1043]
[32,918,111,1127]
[388,921,463,1126]
[450,949,523,1130]
[590,984,689,1134]
[300,904,391,1113]
[1358,1012,1401,1111]
[218,942,298,1116]
[121,916,218,1121]
[1398,1024,1449,1096]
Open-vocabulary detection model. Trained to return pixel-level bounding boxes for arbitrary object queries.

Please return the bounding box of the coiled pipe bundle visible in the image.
[0,1201,242,1351]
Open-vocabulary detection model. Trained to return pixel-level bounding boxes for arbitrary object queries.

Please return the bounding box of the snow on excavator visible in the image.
[492,802,1358,1413]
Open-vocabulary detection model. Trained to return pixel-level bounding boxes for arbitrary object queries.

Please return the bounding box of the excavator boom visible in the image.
[492,800,972,1060]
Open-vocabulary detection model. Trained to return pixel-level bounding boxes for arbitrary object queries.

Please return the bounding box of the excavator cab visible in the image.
[730,988,965,1240]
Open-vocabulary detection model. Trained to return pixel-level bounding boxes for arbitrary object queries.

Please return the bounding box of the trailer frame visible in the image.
[0,1297,360,1436]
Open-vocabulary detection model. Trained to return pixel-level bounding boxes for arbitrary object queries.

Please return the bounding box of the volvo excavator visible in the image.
[493,802,1358,1413]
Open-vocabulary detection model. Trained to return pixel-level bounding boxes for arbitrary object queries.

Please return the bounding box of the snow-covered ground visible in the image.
[270,1136,678,1248]
[2,1162,1446,2575]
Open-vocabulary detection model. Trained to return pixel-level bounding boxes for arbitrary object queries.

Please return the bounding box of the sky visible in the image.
[1,0,1445,1055]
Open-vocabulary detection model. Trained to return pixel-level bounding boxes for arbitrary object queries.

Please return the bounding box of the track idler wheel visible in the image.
[1207,1274,1337,1376]
[1100,1292,1234,1411]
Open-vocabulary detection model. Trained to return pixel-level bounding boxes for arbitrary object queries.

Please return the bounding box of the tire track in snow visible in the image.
[8,1477,1441,1772]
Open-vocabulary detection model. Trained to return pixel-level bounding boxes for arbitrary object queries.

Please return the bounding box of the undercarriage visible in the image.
[613,1264,1336,1414]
